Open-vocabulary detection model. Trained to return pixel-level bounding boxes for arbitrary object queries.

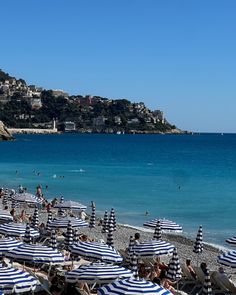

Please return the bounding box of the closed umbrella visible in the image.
[60,196,64,203]
[0,266,38,294]
[127,236,135,264]
[31,207,39,228]
[0,223,39,238]
[144,218,182,232]
[69,241,123,263]
[193,226,203,254]
[202,269,212,295]
[64,221,74,249]
[66,263,133,284]
[98,278,173,295]
[102,211,108,233]
[2,195,7,207]
[109,208,116,231]
[130,252,138,279]
[153,220,162,240]
[89,204,96,228]
[7,244,64,264]
[133,240,174,257]
[48,230,57,250]
[73,229,79,243]
[0,238,22,255]
[46,209,53,230]
[166,248,182,281]
[106,221,114,248]
[23,223,31,244]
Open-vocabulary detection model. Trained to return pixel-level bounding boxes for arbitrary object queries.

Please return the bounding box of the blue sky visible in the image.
[1,0,236,132]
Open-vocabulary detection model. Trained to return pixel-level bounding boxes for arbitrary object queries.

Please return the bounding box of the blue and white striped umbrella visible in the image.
[54,200,87,210]
[89,204,96,228]
[7,244,64,264]
[57,207,65,217]
[166,248,182,281]
[48,217,89,229]
[73,229,79,243]
[23,223,31,244]
[108,208,116,231]
[13,193,42,204]
[127,236,135,263]
[66,263,133,283]
[202,269,212,295]
[0,238,23,254]
[226,236,236,245]
[11,199,18,209]
[193,225,203,254]
[106,221,114,248]
[217,250,236,268]
[31,207,39,228]
[0,210,13,222]
[98,278,173,295]
[2,195,7,206]
[130,252,138,279]
[143,218,183,232]
[0,266,38,294]
[0,223,39,238]
[102,210,108,233]
[60,196,64,203]
[69,241,123,263]
[64,221,74,249]
[153,220,162,240]
[132,240,175,257]
[46,210,53,230]
[48,230,57,250]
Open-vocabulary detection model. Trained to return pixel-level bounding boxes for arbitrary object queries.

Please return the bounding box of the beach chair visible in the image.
[211,271,236,295]
[36,274,53,295]
[180,264,202,294]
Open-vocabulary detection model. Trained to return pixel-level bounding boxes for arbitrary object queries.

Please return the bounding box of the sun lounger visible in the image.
[211,271,236,295]
[180,264,202,294]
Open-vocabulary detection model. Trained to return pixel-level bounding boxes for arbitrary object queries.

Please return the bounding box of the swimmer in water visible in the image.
[145,211,149,216]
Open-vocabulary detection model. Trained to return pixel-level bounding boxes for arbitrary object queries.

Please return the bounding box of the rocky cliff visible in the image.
[0,121,14,141]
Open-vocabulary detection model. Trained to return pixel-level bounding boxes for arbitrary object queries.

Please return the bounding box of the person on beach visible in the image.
[138,263,151,280]
[19,210,29,223]
[150,262,161,281]
[79,209,87,221]
[186,259,197,279]
[134,232,140,245]
[10,208,17,222]
[200,262,208,275]
[155,256,168,271]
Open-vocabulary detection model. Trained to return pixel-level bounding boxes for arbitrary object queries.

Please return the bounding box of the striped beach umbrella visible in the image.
[60,196,64,203]
[0,223,39,238]
[73,229,79,243]
[166,248,182,281]
[48,217,88,229]
[89,204,96,228]
[64,221,74,249]
[226,236,236,245]
[153,220,162,240]
[217,250,236,268]
[133,240,175,257]
[11,199,18,209]
[58,207,65,217]
[13,193,42,204]
[127,236,135,263]
[102,211,108,233]
[0,266,38,294]
[54,200,87,210]
[98,277,173,295]
[31,207,39,228]
[69,241,123,263]
[106,221,114,248]
[48,230,57,250]
[0,238,23,254]
[2,195,7,206]
[23,223,31,244]
[109,208,116,231]
[6,244,64,264]
[130,252,138,279]
[46,209,53,230]
[193,225,203,254]
[202,269,212,295]
[144,218,183,232]
[66,263,133,284]
[0,210,13,222]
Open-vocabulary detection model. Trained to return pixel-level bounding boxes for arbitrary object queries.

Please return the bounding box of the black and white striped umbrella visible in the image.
[48,230,57,250]
[0,223,39,238]
[54,200,87,210]
[202,269,212,295]
[130,252,138,279]
[11,199,18,209]
[46,210,53,230]
[109,208,116,231]
[153,220,162,240]
[143,218,183,232]
[6,244,64,264]
[127,236,135,264]
[58,207,65,217]
[226,236,236,245]
[0,210,13,222]
[0,238,23,254]
[166,248,182,281]
[23,223,31,244]
[193,225,203,254]
[89,204,96,228]
[31,207,39,228]
[102,210,108,233]
[13,193,42,204]
[73,229,79,243]
[66,263,133,283]
[132,240,175,257]
[69,241,123,263]
[60,196,64,203]
[0,266,38,294]
[106,221,114,248]
[64,221,74,249]
[217,250,236,268]
[2,195,8,206]
[98,278,173,295]
[48,217,89,229]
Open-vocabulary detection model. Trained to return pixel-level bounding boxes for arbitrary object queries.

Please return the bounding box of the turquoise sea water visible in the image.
[0,133,236,247]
